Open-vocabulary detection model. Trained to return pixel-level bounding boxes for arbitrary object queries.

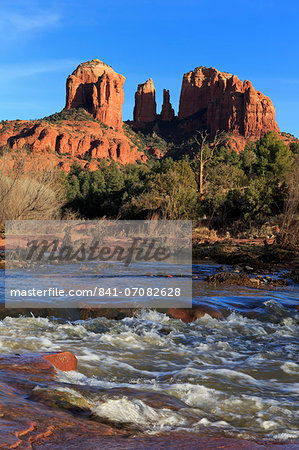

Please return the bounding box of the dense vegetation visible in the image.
[62,131,298,240]
[1,130,297,244]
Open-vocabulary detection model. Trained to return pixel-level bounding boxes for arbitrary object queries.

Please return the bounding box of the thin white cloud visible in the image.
[0,59,80,82]
[0,12,60,32]
[281,79,299,85]
[0,1,62,41]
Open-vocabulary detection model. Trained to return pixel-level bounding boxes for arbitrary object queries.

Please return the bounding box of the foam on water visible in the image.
[0,308,298,439]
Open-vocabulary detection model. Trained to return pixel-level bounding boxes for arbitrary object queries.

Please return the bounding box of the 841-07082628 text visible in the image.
[9,287,182,298]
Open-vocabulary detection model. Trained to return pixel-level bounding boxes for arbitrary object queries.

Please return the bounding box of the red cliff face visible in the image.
[65,59,125,129]
[0,119,146,171]
[178,66,280,138]
[133,78,157,123]
[161,89,175,121]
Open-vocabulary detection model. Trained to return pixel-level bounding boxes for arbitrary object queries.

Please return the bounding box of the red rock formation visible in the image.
[0,119,146,170]
[161,89,175,121]
[65,59,125,129]
[178,66,280,139]
[133,78,157,123]
[0,60,147,169]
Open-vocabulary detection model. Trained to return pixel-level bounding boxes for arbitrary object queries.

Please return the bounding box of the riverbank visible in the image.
[193,237,298,272]
[1,235,298,272]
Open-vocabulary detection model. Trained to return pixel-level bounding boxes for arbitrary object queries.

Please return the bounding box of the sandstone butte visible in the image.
[0,59,147,172]
[178,66,280,150]
[65,59,124,128]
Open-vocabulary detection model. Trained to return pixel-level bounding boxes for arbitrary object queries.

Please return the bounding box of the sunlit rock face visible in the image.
[65,59,125,129]
[178,66,280,138]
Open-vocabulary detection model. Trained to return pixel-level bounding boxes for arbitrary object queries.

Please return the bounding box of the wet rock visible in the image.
[42,351,77,372]
[30,387,92,413]
[0,353,56,378]
[0,352,77,374]
[267,278,289,287]
[205,272,289,288]
[168,304,223,323]
[0,353,127,448]
[217,265,228,272]
[205,272,259,287]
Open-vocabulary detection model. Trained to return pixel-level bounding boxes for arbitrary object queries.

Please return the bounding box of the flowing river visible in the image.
[0,261,298,445]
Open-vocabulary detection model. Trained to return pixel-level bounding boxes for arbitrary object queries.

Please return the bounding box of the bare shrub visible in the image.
[193,225,218,240]
[61,208,82,220]
[0,148,65,230]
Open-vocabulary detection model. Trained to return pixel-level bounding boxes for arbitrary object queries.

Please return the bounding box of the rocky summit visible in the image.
[65,59,125,129]
[178,66,279,138]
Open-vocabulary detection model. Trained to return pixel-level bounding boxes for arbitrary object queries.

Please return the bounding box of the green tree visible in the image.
[251,131,294,178]
[121,160,200,220]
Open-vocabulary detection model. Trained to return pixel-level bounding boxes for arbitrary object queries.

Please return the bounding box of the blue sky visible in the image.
[0,0,298,136]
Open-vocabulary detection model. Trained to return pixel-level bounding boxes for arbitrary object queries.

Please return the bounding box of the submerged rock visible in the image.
[205,272,289,288]
[30,387,92,413]
[168,304,223,323]
[0,351,77,374]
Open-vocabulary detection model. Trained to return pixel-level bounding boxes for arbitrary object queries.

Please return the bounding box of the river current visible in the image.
[0,262,298,442]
